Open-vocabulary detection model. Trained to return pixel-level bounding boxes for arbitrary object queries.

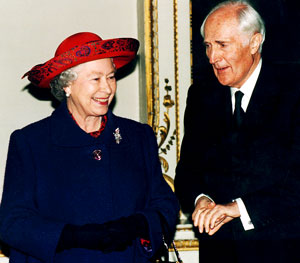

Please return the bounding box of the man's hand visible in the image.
[192,196,216,234]
[193,200,240,235]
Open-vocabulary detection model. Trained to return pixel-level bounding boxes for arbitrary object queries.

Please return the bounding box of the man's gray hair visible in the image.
[200,0,265,52]
[50,67,78,101]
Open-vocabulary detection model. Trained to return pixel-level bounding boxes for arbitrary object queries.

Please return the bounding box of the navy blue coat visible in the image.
[0,101,179,263]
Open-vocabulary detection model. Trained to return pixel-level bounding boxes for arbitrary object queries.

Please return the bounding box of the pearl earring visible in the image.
[66,92,70,98]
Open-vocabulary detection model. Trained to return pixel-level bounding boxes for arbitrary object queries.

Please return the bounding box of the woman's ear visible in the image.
[63,87,71,98]
[250,33,263,54]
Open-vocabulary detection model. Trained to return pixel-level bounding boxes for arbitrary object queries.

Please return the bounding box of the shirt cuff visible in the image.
[194,193,214,206]
[235,198,255,231]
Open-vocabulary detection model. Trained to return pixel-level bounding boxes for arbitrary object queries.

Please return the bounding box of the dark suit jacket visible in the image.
[0,101,179,263]
[175,62,300,262]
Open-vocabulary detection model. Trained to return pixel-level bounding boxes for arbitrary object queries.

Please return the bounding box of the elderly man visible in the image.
[175,1,300,262]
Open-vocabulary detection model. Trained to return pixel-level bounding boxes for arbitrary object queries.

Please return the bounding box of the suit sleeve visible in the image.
[175,84,213,213]
[137,124,179,258]
[0,130,65,262]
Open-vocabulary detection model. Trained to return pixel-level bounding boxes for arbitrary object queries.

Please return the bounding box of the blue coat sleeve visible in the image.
[136,124,179,258]
[0,130,65,262]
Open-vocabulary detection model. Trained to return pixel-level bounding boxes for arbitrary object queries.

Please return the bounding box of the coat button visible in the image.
[92,149,102,160]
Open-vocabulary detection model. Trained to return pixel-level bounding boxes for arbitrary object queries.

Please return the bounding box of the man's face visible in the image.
[204,8,257,88]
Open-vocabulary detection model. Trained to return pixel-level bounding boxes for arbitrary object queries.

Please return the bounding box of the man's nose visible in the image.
[208,47,221,64]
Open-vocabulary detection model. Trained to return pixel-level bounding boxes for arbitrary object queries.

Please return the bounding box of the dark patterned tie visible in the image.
[233,91,245,129]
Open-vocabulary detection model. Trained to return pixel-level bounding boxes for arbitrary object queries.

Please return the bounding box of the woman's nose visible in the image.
[99,78,112,94]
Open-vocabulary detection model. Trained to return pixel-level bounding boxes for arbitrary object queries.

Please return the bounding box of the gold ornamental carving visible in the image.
[144,0,181,185]
[144,0,198,251]
[144,0,160,134]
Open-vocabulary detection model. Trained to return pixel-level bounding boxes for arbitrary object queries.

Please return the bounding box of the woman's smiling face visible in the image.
[64,58,117,118]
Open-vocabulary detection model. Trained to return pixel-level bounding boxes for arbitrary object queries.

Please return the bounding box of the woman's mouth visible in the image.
[93,97,109,105]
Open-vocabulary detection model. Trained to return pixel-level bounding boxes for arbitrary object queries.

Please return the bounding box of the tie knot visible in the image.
[235,90,244,103]
[234,91,244,109]
[233,90,245,130]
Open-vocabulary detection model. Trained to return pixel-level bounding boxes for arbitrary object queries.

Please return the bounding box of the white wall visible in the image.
[0,0,140,195]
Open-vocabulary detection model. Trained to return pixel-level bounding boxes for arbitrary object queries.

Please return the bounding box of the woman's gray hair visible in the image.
[200,1,265,52]
[50,67,78,101]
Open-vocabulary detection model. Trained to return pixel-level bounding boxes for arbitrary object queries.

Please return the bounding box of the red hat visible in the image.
[22,32,139,88]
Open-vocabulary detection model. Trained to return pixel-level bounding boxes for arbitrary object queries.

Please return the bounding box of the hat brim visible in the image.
[22,38,139,88]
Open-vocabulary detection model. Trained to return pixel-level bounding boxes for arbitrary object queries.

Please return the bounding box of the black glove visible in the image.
[56,213,149,253]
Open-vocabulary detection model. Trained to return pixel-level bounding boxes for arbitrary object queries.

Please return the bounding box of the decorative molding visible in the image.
[158,79,174,151]
[144,0,160,134]
[144,0,181,185]
[159,79,176,190]
[189,0,194,84]
[172,239,199,251]
[144,1,196,248]
[173,0,180,163]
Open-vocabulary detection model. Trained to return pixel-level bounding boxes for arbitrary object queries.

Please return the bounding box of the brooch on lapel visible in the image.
[92,149,102,161]
[113,128,122,144]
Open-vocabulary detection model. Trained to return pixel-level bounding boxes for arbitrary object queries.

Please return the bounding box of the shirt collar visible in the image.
[230,59,262,111]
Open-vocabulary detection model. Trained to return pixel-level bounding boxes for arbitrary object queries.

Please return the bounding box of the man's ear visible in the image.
[250,33,263,54]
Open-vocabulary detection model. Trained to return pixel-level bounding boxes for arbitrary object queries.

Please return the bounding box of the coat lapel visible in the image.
[242,63,283,129]
[49,101,127,148]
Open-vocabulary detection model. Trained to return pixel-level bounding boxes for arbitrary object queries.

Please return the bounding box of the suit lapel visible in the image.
[243,63,282,129]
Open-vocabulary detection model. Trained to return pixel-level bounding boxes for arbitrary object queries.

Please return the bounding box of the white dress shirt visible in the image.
[195,59,262,231]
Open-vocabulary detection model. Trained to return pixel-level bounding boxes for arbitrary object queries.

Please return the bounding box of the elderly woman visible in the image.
[0,32,179,263]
